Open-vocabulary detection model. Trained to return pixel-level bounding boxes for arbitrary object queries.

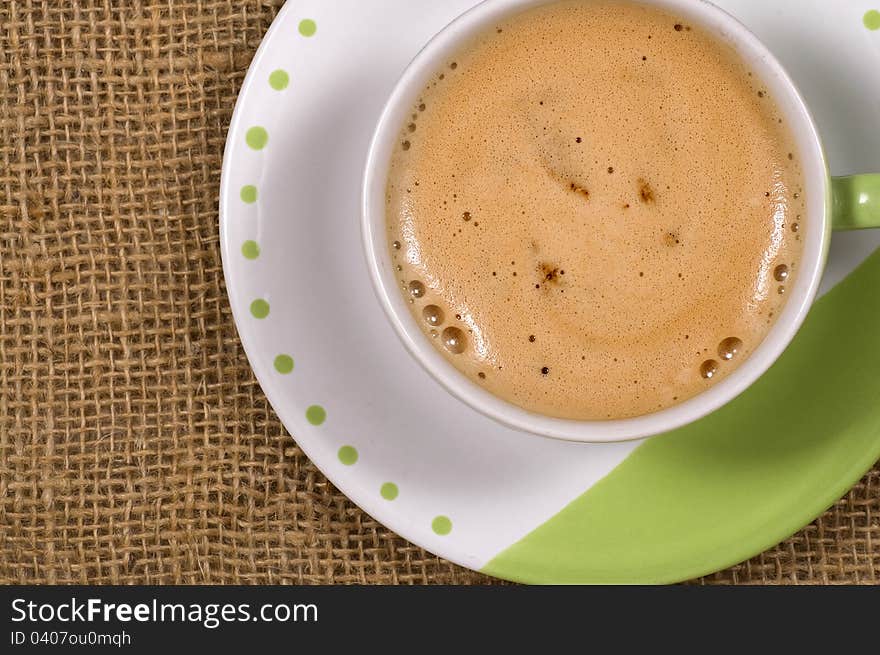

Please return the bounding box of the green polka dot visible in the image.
[250,299,270,319]
[298,19,317,37]
[337,445,358,466]
[431,515,452,536]
[865,10,880,30]
[246,126,268,150]
[268,69,290,90]
[274,354,294,374]
[306,404,326,426]
[240,185,257,204]
[380,482,399,501]
[241,240,260,260]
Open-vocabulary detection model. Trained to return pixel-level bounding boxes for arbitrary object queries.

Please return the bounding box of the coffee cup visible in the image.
[362,0,880,443]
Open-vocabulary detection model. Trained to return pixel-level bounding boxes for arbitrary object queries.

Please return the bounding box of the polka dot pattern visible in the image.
[239,12,453,541]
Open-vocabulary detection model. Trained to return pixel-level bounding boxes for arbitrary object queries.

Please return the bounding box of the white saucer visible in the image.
[220,0,880,582]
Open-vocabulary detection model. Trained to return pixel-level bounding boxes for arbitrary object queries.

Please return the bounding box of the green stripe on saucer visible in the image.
[483,248,880,584]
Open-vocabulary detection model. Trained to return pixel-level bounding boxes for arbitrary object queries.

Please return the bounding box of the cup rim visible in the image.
[361,0,832,443]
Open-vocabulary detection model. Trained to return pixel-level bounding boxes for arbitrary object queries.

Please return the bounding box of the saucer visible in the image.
[219,0,880,583]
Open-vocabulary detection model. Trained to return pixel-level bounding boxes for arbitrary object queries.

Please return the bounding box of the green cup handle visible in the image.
[832,175,880,230]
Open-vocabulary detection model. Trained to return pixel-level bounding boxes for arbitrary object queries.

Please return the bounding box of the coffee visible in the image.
[385,0,805,420]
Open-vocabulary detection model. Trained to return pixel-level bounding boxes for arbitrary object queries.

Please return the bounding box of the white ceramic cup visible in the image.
[362,0,832,443]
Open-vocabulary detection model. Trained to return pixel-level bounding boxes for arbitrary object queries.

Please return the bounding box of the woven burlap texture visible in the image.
[0,1,877,585]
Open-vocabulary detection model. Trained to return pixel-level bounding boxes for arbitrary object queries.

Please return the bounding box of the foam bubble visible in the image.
[717,337,743,361]
[442,327,466,354]
[700,360,719,379]
[423,305,445,326]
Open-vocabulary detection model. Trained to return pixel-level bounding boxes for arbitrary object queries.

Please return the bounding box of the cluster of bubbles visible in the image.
[401,101,427,152]
[700,336,744,380]
[403,275,468,357]
[774,263,789,295]
[400,63,459,153]
[698,260,791,382]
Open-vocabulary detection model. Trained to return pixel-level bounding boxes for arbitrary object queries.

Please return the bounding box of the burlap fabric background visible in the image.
[0,1,878,585]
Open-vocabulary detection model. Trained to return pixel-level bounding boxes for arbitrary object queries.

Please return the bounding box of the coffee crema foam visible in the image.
[385,0,805,420]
